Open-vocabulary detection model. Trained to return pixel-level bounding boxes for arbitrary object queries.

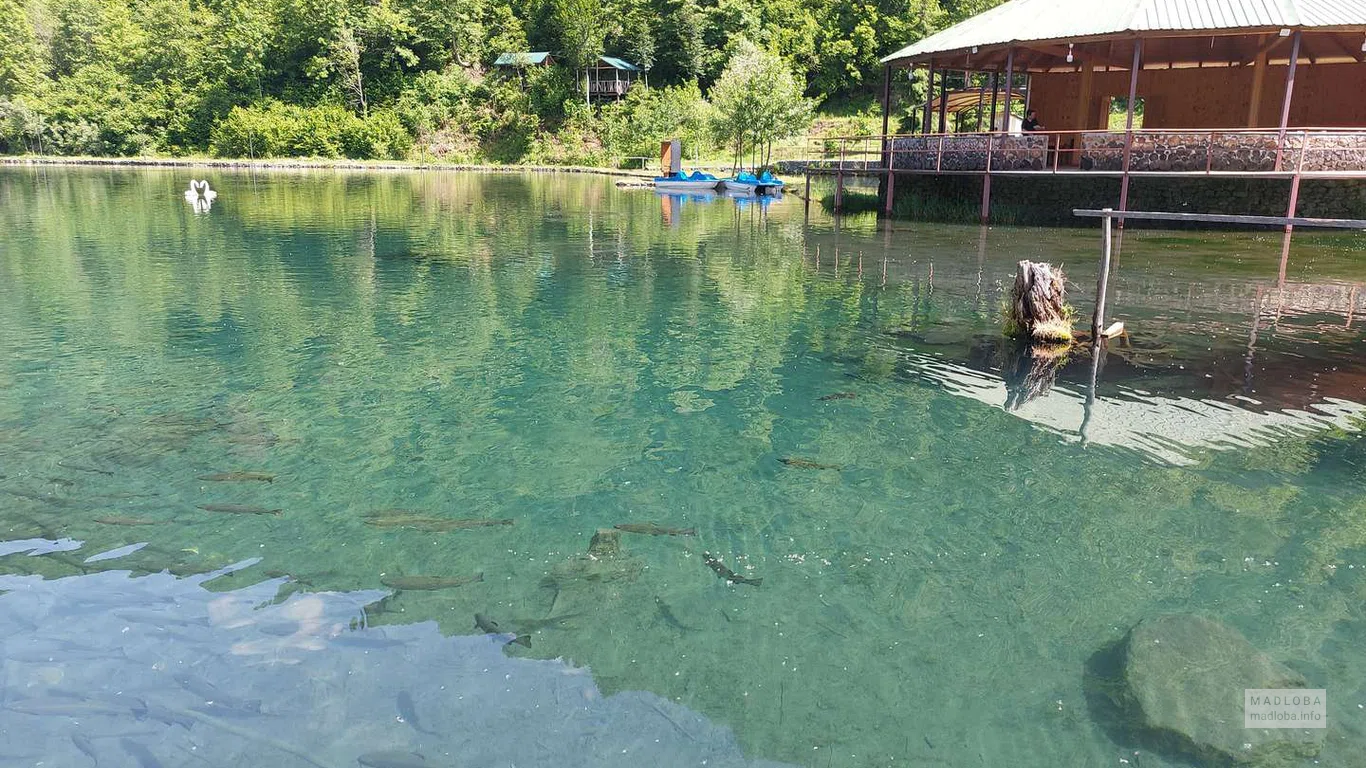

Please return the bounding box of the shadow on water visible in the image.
[0,545,787,768]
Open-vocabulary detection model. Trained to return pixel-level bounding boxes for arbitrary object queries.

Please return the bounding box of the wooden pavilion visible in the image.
[853,0,1366,222]
[588,56,642,101]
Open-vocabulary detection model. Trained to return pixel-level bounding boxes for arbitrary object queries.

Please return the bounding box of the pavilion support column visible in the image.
[1275,31,1302,171]
[923,62,936,134]
[987,72,1000,133]
[880,64,893,165]
[1247,39,1268,128]
[937,70,950,133]
[975,74,986,131]
[1002,49,1015,132]
[1075,61,1095,130]
[1118,40,1143,228]
[880,64,894,217]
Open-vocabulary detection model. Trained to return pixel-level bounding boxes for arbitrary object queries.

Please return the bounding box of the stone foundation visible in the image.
[1080,131,1366,172]
[889,135,1049,172]
[886,175,1366,226]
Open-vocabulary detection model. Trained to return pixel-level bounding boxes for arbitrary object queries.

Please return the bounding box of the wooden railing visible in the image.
[589,80,633,96]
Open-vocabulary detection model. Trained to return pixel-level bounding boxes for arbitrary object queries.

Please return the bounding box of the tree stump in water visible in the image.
[1006,261,1073,342]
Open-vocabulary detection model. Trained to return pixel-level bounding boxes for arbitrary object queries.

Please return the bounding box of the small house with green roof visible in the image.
[588,56,642,100]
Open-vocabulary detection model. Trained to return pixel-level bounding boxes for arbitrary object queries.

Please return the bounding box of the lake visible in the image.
[1,167,1364,768]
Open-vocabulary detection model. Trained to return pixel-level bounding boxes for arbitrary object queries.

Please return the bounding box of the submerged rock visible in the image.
[1119,614,1321,767]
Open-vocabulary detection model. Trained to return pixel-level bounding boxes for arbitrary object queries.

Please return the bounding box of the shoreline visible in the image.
[0,156,659,179]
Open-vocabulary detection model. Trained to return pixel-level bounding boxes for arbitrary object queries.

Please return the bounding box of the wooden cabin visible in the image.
[588,57,642,101]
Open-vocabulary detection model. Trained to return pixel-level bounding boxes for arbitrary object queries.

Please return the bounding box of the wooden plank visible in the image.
[1073,209,1366,229]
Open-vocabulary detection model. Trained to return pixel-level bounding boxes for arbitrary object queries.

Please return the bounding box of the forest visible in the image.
[0,0,1003,162]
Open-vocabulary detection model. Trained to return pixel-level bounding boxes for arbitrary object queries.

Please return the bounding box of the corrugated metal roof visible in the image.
[883,0,1366,63]
[493,52,553,66]
[597,56,641,71]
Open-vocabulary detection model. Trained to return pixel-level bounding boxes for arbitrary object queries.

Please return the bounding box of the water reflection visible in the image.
[0,549,787,768]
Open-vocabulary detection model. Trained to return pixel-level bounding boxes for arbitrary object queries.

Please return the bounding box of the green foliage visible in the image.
[209,101,409,158]
[598,82,710,159]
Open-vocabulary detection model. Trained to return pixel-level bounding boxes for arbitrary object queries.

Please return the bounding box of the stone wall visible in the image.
[1080,131,1366,173]
[889,135,1049,172]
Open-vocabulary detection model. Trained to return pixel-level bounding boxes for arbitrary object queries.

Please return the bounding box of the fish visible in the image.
[357,752,430,768]
[396,691,438,736]
[381,573,483,591]
[94,516,158,526]
[173,673,261,714]
[119,739,164,768]
[131,699,197,728]
[196,504,282,516]
[365,515,513,532]
[818,392,857,401]
[474,613,531,647]
[778,457,843,470]
[7,697,133,718]
[614,523,697,537]
[58,462,115,476]
[505,612,583,633]
[197,472,275,483]
[703,551,763,587]
[654,596,693,632]
[71,732,99,765]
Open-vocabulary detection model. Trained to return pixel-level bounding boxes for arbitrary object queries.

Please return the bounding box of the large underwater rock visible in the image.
[1120,614,1322,767]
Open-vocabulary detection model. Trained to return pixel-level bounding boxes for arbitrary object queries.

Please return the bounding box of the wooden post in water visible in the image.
[1092,208,1114,339]
[1118,40,1142,227]
[980,132,994,224]
[1285,129,1308,233]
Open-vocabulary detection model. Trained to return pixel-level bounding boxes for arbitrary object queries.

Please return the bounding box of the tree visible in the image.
[709,38,811,171]
[0,0,42,96]
[551,0,610,107]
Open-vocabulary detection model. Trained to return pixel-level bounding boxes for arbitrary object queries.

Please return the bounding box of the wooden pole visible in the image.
[987,72,1000,131]
[1002,49,1015,132]
[885,168,896,216]
[1285,129,1308,233]
[981,132,994,224]
[975,74,985,132]
[1092,208,1114,339]
[880,65,893,160]
[1076,61,1095,130]
[923,63,935,134]
[1276,31,1302,171]
[937,70,949,134]
[1247,37,1268,128]
[1118,40,1143,226]
[880,64,893,215]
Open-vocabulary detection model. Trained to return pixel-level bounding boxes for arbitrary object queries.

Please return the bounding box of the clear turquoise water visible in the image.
[1,167,1366,767]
